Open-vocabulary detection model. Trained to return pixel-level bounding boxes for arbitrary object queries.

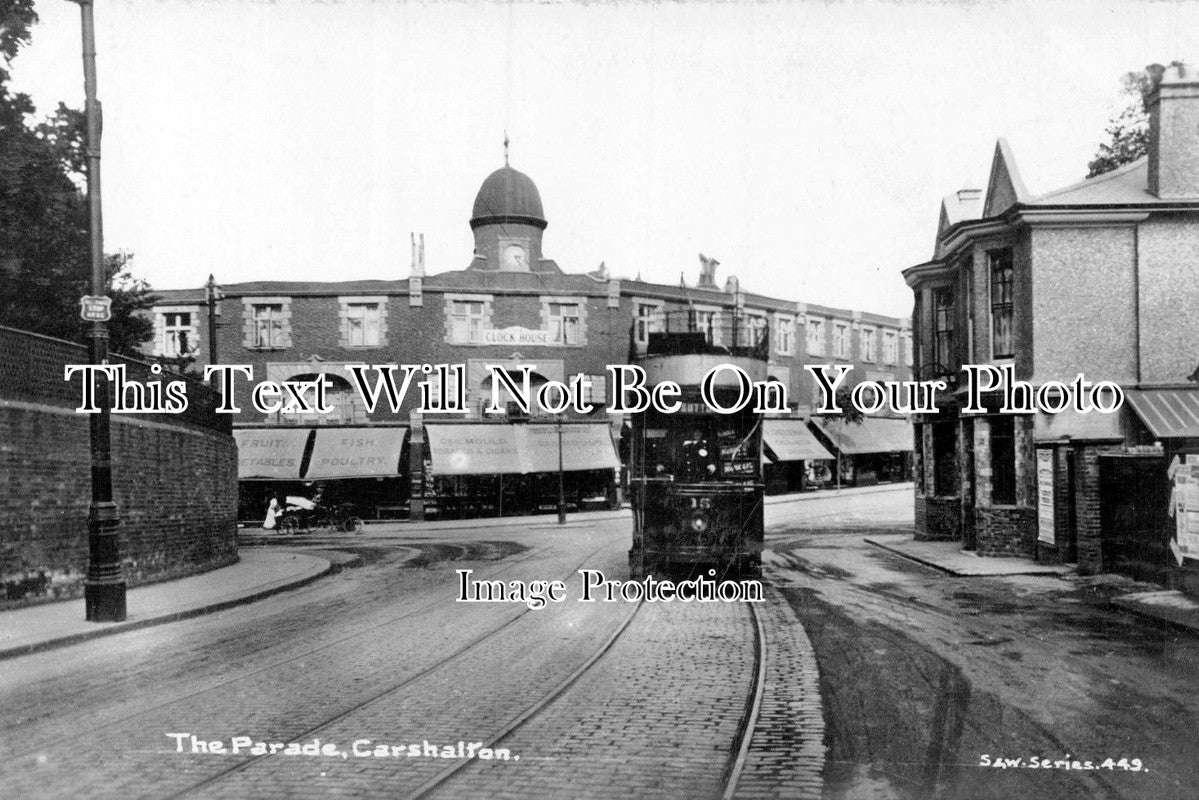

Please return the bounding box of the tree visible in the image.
[0,0,155,353]
[1087,62,1182,179]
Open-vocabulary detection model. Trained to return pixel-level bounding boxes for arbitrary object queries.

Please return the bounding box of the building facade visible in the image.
[145,161,914,519]
[904,63,1199,590]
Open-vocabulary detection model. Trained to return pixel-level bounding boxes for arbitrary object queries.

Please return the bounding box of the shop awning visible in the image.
[522,424,621,472]
[1126,389,1199,439]
[763,419,833,462]
[816,417,913,455]
[234,428,311,480]
[1034,407,1124,442]
[427,424,523,475]
[305,427,407,479]
[426,423,620,476]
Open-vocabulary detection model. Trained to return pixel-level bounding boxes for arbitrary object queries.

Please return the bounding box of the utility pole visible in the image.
[557,417,566,525]
[78,0,125,621]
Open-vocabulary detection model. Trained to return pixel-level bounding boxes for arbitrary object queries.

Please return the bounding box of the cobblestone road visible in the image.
[0,512,829,799]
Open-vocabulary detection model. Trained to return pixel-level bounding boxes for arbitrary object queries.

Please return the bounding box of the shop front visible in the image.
[761,418,834,494]
[233,426,409,523]
[421,422,621,518]
[812,416,914,487]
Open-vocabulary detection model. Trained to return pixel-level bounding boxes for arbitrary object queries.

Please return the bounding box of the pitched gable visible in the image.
[982,138,1030,216]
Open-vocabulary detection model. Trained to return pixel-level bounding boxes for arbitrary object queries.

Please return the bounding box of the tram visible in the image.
[627,310,767,578]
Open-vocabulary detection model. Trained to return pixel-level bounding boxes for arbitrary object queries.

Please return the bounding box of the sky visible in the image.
[9,0,1199,318]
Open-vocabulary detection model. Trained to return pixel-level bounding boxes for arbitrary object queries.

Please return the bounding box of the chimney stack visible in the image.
[1147,61,1199,199]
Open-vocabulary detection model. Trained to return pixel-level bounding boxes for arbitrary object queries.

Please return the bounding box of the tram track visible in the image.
[156,541,621,799]
[413,590,769,800]
[6,542,558,764]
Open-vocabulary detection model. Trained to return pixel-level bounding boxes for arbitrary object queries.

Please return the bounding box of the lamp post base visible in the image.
[85,579,127,622]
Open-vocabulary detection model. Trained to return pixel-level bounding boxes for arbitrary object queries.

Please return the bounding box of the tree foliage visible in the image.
[0,0,154,353]
[1086,62,1182,179]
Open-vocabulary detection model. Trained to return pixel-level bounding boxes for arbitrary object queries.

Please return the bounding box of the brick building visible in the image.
[146,159,914,519]
[904,63,1199,588]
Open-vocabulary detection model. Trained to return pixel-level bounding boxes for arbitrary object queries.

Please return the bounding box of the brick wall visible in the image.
[1074,445,1107,575]
[916,496,960,541]
[975,506,1036,556]
[1,327,237,609]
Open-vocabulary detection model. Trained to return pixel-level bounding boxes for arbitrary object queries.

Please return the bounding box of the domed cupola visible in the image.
[470,166,547,231]
[467,153,553,273]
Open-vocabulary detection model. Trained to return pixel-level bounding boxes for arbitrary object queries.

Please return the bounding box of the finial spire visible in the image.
[503,131,510,165]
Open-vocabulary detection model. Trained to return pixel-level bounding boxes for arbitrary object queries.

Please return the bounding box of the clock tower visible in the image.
[468,162,553,272]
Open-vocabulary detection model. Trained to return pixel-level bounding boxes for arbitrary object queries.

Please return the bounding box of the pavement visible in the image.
[864,533,1074,576]
[1111,589,1199,635]
[0,550,338,661]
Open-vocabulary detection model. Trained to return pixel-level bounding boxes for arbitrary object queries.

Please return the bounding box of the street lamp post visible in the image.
[557,417,566,525]
[78,0,125,621]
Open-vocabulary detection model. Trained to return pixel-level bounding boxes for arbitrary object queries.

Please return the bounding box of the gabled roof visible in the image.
[982,138,1031,217]
[934,189,982,259]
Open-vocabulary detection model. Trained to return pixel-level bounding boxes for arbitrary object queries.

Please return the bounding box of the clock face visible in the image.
[501,244,528,271]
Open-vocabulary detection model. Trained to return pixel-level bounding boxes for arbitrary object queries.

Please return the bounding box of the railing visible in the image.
[641,310,770,361]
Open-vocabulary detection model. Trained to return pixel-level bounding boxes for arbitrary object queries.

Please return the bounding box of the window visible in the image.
[932,420,957,497]
[883,331,897,365]
[746,313,769,347]
[691,308,721,345]
[932,289,954,367]
[634,302,663,346]
[904,333,913,367]
[548,302,582,345]
[450,300,487,343]
[989,248,1014,359]
[774,315,794,356]
[833,323,849,359]
[806,318,824,356]
[345,303,382,347]
[860,327,876,362]
[253,304,285,349]
[990,416,1016,505]
[162,311,194,357]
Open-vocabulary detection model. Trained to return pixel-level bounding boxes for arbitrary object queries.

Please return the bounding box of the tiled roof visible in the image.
[1029,158,1158,206]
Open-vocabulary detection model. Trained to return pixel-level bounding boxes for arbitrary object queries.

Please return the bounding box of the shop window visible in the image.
[989,248,1014,359]
[932,420,957,497]
[991,416,1016,505]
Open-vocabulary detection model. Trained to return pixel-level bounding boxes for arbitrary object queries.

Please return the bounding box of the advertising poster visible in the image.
[2,2,1198,800]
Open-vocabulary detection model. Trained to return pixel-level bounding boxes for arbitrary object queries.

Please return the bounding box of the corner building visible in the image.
[147,160,913,520]
[904,63,1199,592]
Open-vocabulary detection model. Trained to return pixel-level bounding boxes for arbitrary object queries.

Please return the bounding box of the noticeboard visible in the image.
[1037,449,1055,546]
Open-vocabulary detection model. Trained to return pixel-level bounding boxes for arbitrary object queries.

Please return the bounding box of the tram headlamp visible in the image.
[689,513,710,533]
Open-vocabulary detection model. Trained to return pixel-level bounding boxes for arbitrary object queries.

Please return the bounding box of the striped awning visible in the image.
[816,417,914,455]
[1126,389,1199,438]
[763,419,833,462]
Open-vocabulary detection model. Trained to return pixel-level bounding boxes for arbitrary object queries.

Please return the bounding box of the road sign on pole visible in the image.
[79,295,112,322]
